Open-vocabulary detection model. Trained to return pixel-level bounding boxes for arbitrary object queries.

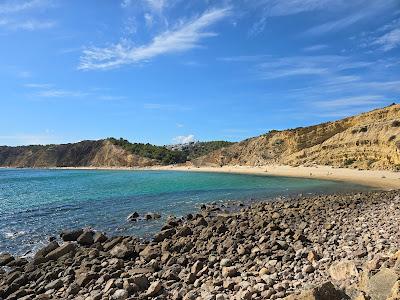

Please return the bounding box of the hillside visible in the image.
[193,104,400,171]
[0,139,233,168]
[0,140,158,168]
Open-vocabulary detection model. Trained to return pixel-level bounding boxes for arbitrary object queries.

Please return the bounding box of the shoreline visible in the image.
[4,164,398,190]
[1,190,399,299]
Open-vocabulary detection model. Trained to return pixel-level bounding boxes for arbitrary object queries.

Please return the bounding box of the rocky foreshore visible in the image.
[1,190,400,300]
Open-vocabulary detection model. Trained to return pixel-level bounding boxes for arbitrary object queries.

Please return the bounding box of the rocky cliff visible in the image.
[194,104,400,170]
[0,140,157,168]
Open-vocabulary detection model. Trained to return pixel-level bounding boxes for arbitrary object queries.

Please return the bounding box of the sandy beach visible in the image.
[153,165,400,190]
[50,164,400,190]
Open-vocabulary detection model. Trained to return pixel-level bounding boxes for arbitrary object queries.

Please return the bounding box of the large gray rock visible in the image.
[46,242,76,260]
[77,230,94,246]
[110,243,136,259]
[329,260,359,281]
[0,253,14,266]
[61,229,83,241]
[367,268,399,300]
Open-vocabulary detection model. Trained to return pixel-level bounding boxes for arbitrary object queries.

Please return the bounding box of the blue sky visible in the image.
[0,0,399,146]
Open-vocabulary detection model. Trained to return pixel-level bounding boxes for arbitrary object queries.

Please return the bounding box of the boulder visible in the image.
[93,232,108,244]
[60,229,83,241]
[77,230,94,246]
[146,281,162,297]
[0,253,14,266]
[34,241,59,259]
[127,211,140,221]
[110,243,137,259]
[366,268,399,300]
[329,260,359,281]
[112,289,128,300]
[153,228,176,242]
[46,242,76,260]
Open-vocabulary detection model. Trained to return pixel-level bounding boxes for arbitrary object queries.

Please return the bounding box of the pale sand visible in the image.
[52,164,400,190]
[150,165,400,190]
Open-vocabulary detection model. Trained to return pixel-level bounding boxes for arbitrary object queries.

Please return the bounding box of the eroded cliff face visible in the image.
[0,140,157,168]
[194,104,400,170]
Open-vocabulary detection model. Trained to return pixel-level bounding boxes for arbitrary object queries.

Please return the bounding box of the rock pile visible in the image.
[0,190,399,299]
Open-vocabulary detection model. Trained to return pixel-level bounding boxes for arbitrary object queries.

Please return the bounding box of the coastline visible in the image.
[1,189,399,299]
[35,164,400,190]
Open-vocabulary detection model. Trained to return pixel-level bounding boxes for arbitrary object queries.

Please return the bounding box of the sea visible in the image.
[0,168,371,255]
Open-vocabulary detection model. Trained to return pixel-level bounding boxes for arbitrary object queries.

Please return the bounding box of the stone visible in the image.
[154,228,176,242]
[45,279,63,290]
[131,275,149,290]
[112,289,128,300]
[77,230,94,246]
[0,253,14,266]
[76,272,98,287]
[220,258,232,267]
[93,232,108,243]
[176,226,193,237]
[146,281,162,297]
[34,241,59,260]
[127,211,139,221]
[191,260,204,276]
[329,260,359,281]
[283,281,347,300]
[222,266,237,278]
[110,243,136,259]
[61,229,83,241]
[146,212,161,220]
[367,268,399,300]
[46,242,76,260]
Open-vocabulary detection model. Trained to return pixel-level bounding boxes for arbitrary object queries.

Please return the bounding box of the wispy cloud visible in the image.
[372,28,400,51]
[257,55,363,79]
[303,44,328,52]
[0,0,55,31]
[0,18,55,30]
[314,95,385,109]
[24,83,52,88]
[172,134,195,144]
[0,0,49,14]
[143,103,191,111]
[79,7,230,70]
[35,89,88,98]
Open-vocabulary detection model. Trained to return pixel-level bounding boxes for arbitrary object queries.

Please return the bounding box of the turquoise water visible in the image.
[0,168,370,255]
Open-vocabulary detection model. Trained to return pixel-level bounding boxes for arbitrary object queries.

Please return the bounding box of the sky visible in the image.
[0,0,399,146]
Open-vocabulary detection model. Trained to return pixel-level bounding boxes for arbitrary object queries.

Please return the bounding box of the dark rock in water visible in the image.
[60,228,83,242]
[0,253,14,266]
[46,242,76,260]
[145,212,161,220]
[127,211,140,221]
[77,230,94,246]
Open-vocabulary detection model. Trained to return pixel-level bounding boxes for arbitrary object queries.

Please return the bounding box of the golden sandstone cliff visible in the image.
[193,104,400,171]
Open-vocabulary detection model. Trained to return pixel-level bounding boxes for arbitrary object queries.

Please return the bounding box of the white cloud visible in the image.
[172,134,195,144]
[78,7,230,70]
[372,28,400,51]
